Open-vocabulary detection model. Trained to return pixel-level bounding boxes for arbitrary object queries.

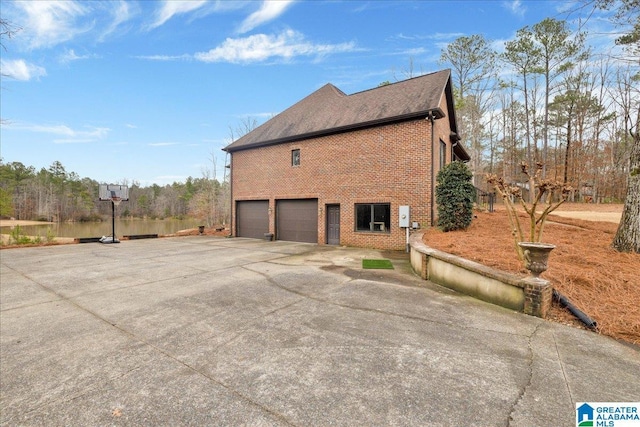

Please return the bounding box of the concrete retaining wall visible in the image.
[410,232,551,318]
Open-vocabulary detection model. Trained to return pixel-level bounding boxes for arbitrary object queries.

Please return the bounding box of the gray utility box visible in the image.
[399,206,410,228]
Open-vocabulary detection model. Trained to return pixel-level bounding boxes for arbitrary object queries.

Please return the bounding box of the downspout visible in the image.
[429,112,436,227]
[553,290,598,330]
[227,153,233,237]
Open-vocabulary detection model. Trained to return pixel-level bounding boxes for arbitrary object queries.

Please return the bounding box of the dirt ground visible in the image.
[0,224,231,248]
[541,202,622,223]
[0,220,56,227]
[168,227,231,238]
[423,203,639,346]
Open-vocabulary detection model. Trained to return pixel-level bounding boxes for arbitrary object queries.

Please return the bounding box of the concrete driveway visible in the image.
[1,237,638,426]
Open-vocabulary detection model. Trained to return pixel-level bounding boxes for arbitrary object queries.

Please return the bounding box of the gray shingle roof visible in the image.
[224,69,462,154]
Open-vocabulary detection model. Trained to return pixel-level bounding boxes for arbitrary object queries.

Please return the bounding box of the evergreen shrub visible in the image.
[435,161,475,232]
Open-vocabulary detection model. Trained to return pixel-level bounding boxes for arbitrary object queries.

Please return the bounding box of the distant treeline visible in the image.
[0,160,229,227]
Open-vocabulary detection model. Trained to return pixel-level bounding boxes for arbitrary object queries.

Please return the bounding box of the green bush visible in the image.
[45,227,56,243]
[9,225,34,245]
[435,161,476,232]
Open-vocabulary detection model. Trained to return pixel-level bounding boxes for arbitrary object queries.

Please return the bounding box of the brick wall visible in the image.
[522,278,553,318]
[231,116,453,250]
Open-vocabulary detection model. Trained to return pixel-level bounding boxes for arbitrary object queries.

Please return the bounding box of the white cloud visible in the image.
[555,1,581,14]
[6,1,135,48]
[502,0,526,17]
[391,32,465,42]
[53,139,94,144]
[59,49,99,63]
[394,47,428,56]
[100,0,135,40]
[7,122,110,140]
[194,29,357,64]
[148,142,179,147]
[491,38,510,55]
[148,0,208,30]
[15,0,91,49]
[427,32,467,41]
[238,0,295,34]
[135,54,192,61]
[0,59,47,81]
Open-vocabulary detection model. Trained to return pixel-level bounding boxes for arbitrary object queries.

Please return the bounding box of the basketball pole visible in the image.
[99,185,126,244]
[112,199,117,243]
[109,197,121,243]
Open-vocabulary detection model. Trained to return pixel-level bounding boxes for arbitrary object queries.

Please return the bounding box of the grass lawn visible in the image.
[362,259,394,269]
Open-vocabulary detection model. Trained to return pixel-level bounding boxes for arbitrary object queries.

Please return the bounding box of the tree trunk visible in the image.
[564,105,573,185]
[612,131,640,253]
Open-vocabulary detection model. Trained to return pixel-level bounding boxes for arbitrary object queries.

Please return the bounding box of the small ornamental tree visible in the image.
[435,161,476,232]
[487,162,571,261]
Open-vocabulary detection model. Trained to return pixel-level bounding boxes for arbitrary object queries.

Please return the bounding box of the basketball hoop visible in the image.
[98,184,128,244]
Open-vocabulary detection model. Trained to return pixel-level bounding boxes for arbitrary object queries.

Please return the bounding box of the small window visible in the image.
[355,203,391,233]
[440,139,447,169]
[292,149,300,166]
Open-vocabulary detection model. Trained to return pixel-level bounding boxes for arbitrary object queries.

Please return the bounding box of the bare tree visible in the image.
[221,116,261,227]
[228,116,259,142]
[586,0,640,252]
[0,18,20,52]
[392,57,425,81]
[531,18,587,177]
[503,27,543,200]
[611,66,640,252]
[1,18,21,125]
[440,35,498,186]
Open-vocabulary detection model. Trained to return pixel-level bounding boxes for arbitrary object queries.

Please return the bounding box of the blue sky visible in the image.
[0,0,617,186]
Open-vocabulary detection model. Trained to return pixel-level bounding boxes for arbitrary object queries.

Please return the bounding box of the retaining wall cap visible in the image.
[410,231,525,289]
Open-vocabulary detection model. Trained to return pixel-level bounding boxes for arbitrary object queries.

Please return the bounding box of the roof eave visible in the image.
[454,142,471,161]
[224,108,446,153]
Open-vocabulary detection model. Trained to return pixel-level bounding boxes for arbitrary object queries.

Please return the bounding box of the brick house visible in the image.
[223,69,470,250]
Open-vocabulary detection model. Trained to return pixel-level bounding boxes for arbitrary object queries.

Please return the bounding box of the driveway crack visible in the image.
[507,322,541,426]
[246,264,531,339]
[5,266,298,427]
[553,330,574,402]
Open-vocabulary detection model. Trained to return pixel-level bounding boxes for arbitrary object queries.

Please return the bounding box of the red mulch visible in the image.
[422,206,639,346]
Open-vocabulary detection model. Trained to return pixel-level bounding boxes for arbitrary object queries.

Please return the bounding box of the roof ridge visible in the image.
[347,68,451,97]
[324,83,347,97]
[224,68,456,152]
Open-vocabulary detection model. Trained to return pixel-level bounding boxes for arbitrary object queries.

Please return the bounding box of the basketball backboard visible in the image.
[99,184,129,201]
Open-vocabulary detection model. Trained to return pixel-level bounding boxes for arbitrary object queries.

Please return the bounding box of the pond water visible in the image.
[1,218,202,239]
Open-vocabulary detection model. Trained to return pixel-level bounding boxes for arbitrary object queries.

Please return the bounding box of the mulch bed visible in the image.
[422,209,639,346]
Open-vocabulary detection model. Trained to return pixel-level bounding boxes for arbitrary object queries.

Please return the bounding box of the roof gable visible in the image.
[225,69,455,152]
